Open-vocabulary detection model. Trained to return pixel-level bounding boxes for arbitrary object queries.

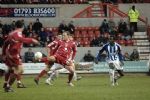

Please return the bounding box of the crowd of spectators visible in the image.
[0,18,134,47]
[90,18,133,47]
[121,0,144,3]
[82,49,140,62]
[58,20,75,34]
[1,0,149,4]
[1,0,88,4]
[123,49,139,61]
[0,19,76,47]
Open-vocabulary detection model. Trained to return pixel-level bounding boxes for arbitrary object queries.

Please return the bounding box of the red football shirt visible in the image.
[55,40,77,60]
[2,30,33,57]
[47,39,61,55]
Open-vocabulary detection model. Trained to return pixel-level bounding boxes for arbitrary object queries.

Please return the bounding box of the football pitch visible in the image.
[0,74,150,100]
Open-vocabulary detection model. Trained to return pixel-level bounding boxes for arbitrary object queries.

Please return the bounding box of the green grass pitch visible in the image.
[0,74,150,100]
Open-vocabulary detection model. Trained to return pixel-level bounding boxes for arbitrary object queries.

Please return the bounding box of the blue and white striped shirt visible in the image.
[97,42,123,62]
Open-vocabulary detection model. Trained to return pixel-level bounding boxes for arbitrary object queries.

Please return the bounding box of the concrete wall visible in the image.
[0,46,136,62]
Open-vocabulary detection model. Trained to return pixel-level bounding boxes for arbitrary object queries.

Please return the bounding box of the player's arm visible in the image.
[96,45,106,61]
[71,43,77,60]
[15,33,39,44]
[117,45,124,66]
[47,41,58,56]
[46,46,50,57]
[2,39,9,58]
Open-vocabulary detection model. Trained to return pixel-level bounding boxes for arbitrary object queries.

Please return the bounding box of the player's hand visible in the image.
[94,59,99,64]
[32,39,40,45]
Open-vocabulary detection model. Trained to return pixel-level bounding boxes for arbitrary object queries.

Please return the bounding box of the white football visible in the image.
[34,52,43,59]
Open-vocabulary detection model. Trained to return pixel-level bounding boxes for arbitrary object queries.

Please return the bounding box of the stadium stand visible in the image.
[0,0,89,4]
[0,2,150,59]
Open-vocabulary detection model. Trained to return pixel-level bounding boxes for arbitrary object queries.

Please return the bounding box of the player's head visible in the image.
[15,20,24,29]
[109,35,115,46]
[56,35,62,40]
[69,34,74,41]
[62,31,70,40]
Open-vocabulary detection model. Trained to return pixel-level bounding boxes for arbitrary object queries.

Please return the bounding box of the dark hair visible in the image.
[109,35,116,40]
[15,20,23,28]
[132,5,135,10]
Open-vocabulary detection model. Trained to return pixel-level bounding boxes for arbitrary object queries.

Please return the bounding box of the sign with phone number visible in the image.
[0,7,56,17]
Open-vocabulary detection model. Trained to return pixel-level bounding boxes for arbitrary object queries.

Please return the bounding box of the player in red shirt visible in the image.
[2,20,39,92]
[35,31,76,86]
[34,35,62,83]
[50,32,77,86]
[45,34,79,85]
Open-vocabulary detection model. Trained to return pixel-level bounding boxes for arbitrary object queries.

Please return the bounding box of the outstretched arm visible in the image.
[96,46,106,61]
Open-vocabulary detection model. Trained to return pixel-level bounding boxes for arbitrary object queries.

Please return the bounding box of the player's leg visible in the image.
[72,63,82,81]
[3,60,14,92]
[15,66,26,88]
[114,62,124,85]
[3,69,12,88]
[115,70,124,81]
[34,56,55,85]
[108,63,115,86]
[4,65,23,92]
[72,63,77,81]
[45,63,63,85]
[34,64,50,85]
[65,64,75,86]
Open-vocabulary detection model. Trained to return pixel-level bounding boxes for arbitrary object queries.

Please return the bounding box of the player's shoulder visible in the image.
[69,40,76,44]
[103,43,109,47]
[115,42,121,47]
[10,31,22,37]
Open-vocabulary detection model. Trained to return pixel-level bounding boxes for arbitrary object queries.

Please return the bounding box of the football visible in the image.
[34,52,43,60]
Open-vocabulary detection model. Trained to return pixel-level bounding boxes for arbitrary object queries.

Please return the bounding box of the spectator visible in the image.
[122,27,132,40]
[117,20,131,39]
[33,18,43,34]
[102,0,118,4]
[27,22,33,33]
[83,50,95,62]
[90,37,100,47]
[0,28,2,34]
[99,19,109,34]
[68,20,75,34]
[130,49,139,61]
[46,28,54,43]
[39,28,47,47]
[32,0,39,4]
[128,5,139,32]
[0,20,3,29]
[68,0,75,4]
[21,19,27,29]
[0,34,4,47]
[2,23,11,35]
[40,0,48,3]
[24,48,35,63]
[108,18,117,36]
[58,20,68,34]
[10,21,16,30]
[118,19,127,33]
[123,52,131,61]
